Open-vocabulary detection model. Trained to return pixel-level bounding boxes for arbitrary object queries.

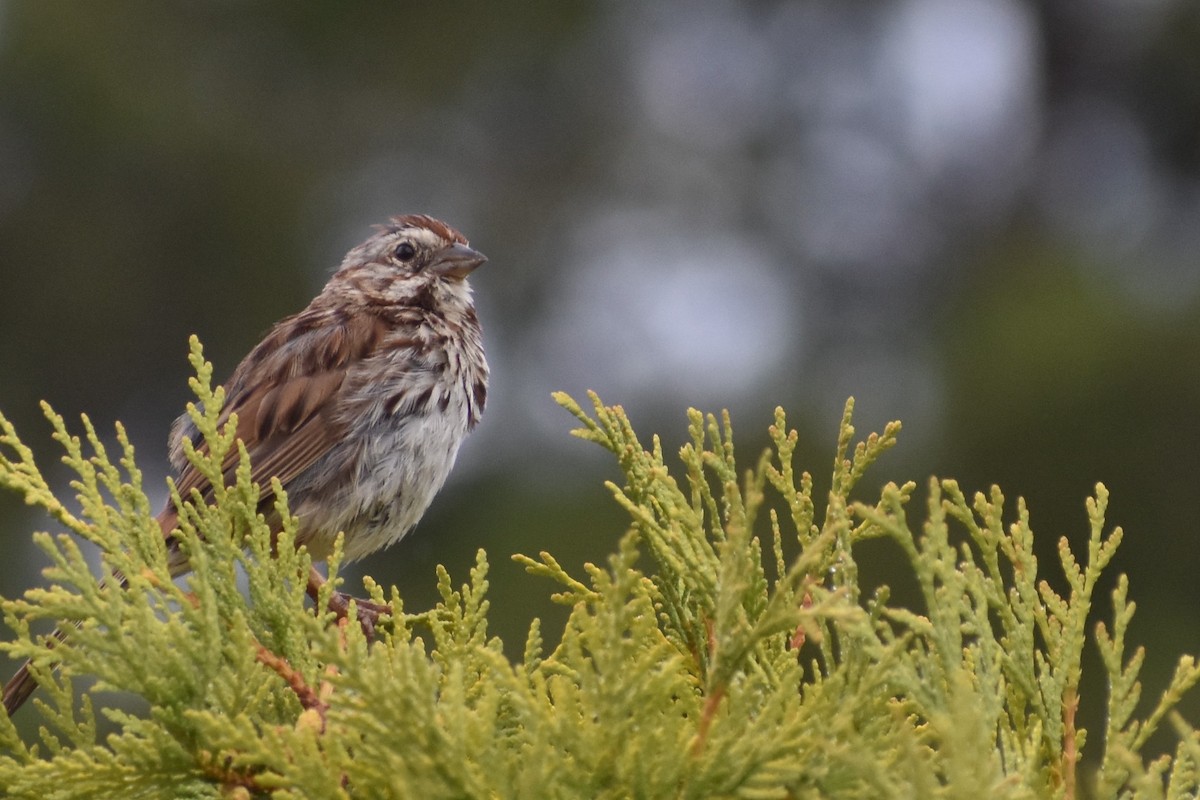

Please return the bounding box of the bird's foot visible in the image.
[307,567,392,640]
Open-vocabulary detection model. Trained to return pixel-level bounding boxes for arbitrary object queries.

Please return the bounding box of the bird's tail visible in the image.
[2,509,177,717]
[2,626,71,716]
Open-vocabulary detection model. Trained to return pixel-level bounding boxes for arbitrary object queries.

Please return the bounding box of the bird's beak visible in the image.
[431,243,487,280]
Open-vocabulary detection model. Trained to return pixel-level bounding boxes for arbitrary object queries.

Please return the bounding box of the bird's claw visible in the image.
[307,567,391,641]
[326,590,391,640]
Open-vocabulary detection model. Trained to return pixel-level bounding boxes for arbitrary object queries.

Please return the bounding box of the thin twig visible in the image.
[255,643,329,722]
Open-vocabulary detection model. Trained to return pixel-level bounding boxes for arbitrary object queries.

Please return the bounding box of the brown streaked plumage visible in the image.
[2,215,489,715]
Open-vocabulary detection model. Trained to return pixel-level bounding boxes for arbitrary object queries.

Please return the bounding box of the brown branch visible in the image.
[691,684,726,757]
[690,615,725,757]
[790,591,814,651]
[255,642,329,724]
[197,750,262,795]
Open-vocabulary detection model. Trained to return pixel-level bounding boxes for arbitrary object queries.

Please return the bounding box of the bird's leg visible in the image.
[306,566,392,640]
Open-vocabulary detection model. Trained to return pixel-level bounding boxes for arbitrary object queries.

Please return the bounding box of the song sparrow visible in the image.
[2,214,489,714]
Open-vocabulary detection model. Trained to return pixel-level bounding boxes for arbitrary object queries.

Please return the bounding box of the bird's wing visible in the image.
[161,308,388,526]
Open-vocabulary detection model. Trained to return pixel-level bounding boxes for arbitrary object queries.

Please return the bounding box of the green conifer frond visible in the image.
[0,341,1194,797]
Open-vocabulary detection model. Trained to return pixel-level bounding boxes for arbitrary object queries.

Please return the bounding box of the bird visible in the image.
[2,214,489,715]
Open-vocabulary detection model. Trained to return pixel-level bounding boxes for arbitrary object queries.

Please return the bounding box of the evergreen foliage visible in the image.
[0,337,1196,798]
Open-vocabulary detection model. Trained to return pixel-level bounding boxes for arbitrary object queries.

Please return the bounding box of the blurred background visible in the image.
[0,0,1198,757]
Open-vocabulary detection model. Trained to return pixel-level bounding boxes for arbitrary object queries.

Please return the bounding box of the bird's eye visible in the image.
[394,242,417,262]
